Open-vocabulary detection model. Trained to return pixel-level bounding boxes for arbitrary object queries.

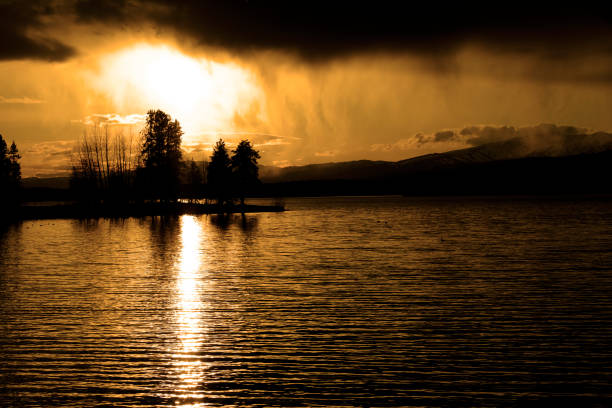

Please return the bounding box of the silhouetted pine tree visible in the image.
[137,110,183,202]
[8,141,21,185]
[231,140,260,206]
[185,159,204,201]
[207,139,232,206]
[0,134,21,211]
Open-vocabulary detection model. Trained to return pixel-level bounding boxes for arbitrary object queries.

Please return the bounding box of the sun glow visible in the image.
[94,44,263,142]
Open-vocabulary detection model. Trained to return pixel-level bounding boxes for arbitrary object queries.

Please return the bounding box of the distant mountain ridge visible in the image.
[260,134,612,183]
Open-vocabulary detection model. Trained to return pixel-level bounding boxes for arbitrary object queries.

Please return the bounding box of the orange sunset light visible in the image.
[93,44,263,141]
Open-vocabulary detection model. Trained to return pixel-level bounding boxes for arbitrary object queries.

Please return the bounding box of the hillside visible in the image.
[260,134,612,183]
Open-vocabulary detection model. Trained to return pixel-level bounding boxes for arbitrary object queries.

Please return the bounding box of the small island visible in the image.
[1,110,284,223]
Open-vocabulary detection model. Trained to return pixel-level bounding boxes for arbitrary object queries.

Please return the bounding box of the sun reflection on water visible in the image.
[174,215,208,406]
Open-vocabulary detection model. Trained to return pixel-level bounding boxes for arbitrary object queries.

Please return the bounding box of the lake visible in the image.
[1,196,611,407]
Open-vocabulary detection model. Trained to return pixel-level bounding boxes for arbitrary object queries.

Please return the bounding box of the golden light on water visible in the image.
[94,44,263,141]
[175,215,207,404]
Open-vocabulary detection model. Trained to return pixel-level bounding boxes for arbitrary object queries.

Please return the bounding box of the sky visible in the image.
[1,1,612,177]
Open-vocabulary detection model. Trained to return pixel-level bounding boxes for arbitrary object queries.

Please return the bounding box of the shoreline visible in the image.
[15,202,285,221]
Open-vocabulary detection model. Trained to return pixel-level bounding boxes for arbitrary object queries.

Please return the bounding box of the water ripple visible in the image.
[1,196,611,407]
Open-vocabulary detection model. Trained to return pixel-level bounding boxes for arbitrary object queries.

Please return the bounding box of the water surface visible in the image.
[1,196,611,406]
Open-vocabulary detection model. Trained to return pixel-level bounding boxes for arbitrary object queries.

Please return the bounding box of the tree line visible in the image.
[71,109,261,206]
[0,134,21,211]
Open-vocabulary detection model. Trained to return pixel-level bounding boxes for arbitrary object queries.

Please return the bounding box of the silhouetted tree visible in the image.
[0,134,21,210]
[71,125,137,203]
[231,140,260,206]
[188,159,203,185]
[207,139,232,206]
[201,159,208,187]
[137,110,183,202]
[8,141,21,184]
[185,159,203,202]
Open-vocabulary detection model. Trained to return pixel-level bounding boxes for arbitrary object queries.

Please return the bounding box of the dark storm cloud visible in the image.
[372,124,612,163]
[73,0,131,22]
[460,125,520,146]
[423,124,612,155]
[426,124,591,148]
[2,1,612,62]
[434,130,457,142]
[0,1,76,61]
[128,2,612,60]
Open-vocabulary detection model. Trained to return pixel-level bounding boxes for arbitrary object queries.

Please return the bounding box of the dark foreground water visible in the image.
[1,196,611,407]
